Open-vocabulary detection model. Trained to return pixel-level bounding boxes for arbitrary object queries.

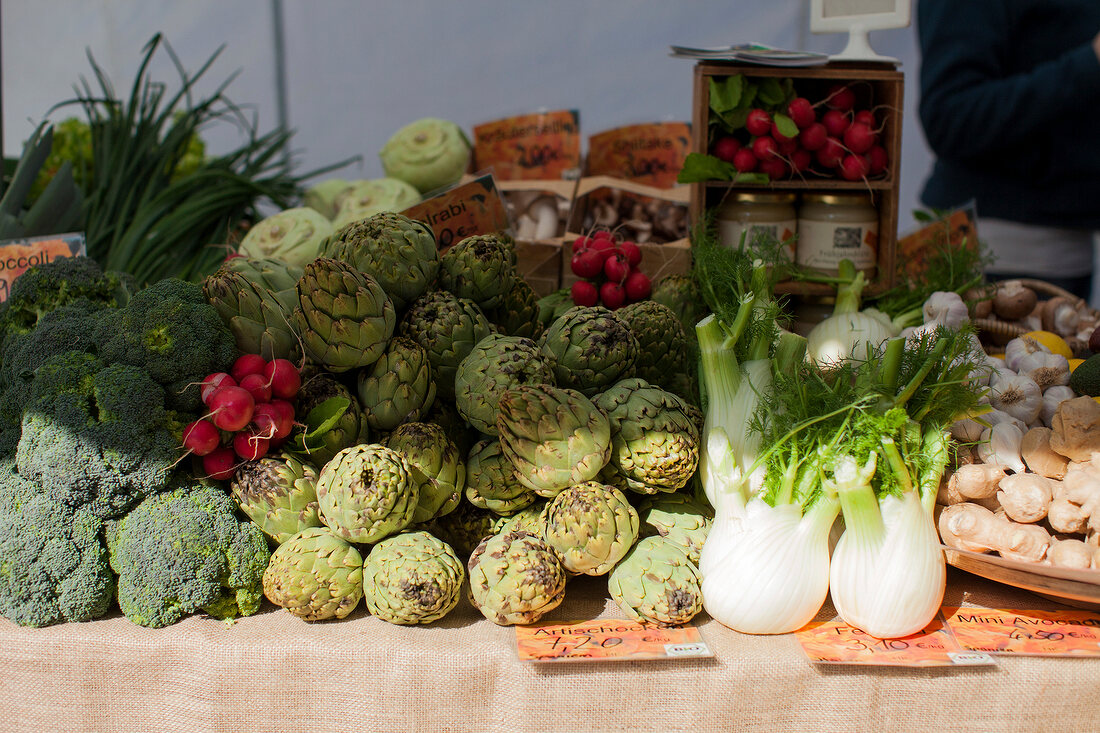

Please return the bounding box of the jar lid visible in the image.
[802,193,874,206]
[731,192,797,205]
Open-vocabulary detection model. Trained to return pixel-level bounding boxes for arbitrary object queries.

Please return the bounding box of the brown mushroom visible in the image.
[992,280,1038,321]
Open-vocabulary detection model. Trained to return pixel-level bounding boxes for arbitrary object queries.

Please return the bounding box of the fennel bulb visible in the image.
[805,260,898,365]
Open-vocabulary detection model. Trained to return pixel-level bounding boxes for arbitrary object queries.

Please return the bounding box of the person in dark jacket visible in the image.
[917,0,1100,299]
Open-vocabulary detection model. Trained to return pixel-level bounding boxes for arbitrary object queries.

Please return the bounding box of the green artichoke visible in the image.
[454,334,556,435]
[380,117,471,194]
[607,535,703,627]
[491,499,548,537]
[362,530,465,625]
[439,233,516,309]
[422,398,479,457]
[291,257,396,372]
[316,444,418,544]
[385,422,464,524]
[650,274,708,340]
[617,300,691,392]
[541,481,639,575]
[320,212,438,312]
[486,277,544,341]
[399,290,493,401]
[536,289,575,327]
[465,438,537,515]
[594,378,701,495]
[539,305,639,396]
[262,526,364,621]
[202,256,304,361]
[467,530,567,626]
[425,499,496,559]
[236,206,334,268]
[331,178,422,230]
[496,384,612,498]
[637,491,712,566]
[293,374,370,468]
[357,336,437,433]
[230,453,322,545]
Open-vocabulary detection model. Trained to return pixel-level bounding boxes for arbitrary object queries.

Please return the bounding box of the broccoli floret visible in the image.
[0,459,114,627]
[0,298,111,386]
[16,351,178,520]
[2,255,134,336]
[97,278,237,412]
[106,484,270,628]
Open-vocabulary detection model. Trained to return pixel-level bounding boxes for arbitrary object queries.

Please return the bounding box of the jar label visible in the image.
[796,219,877,273]
[717,219,798,261]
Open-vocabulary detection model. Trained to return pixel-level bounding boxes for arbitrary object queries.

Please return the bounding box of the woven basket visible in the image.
[973,278,1096,347]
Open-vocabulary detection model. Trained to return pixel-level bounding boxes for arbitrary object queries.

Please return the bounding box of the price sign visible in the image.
[0,232,86,303]
[796,616,995,667]
[401,173,512,252]
[515,619,713,663]
[942,607,1100,657]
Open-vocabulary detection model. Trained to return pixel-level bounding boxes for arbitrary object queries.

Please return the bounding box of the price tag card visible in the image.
[515,619,713,663]
[0,232,86,302]
[401,173,511,252]
[796,616,996,667]
[942,607,1100,657]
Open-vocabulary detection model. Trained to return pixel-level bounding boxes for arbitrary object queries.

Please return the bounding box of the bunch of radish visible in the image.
[182,353,302,480]
[709,84,889,183]
[568,230,652,310]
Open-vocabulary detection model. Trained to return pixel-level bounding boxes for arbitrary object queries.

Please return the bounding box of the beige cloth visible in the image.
[0,567,1095,733]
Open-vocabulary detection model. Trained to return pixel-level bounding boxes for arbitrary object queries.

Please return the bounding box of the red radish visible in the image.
[223,252,243,264]
[182,419,221,457]
[732,148,758,173]
[623,270,652,302]
[201,372,236,404]
[603,252,632,283]
[822,109,851,138]
[787,97,815,128]
[572,235,591,254]
[618,240,642,267]
[745,109,772,137]
[599,281,627,310]
[751,136,779,161]
[207,385,255,432]
[202,447,238,481]
[571,279,599,307]
[239,372,273,404]
[839,153,871,181]
[571,248,605,279]
[591,230,615,242]
[843,122,876,155]
[790,148,812,173]
[263,358,302,400]
[776,136,799,156]
[230,353,267,383]
[267,399,297,439]
[867,145,889,175]
[233,429,270,462]
[826,84,856,111]
[759,158,788,180]
[799,122,828,152]
[816,137,846,169]
[712,135,741,162]
[854,109,876,127]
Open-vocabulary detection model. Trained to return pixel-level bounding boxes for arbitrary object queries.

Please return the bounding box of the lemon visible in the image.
[1023,330,1073,359]
[1070,358,1085,372]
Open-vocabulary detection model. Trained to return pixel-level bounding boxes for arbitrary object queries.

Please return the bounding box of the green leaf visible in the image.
[678,153,737,183]
[292,396,351,455]
[772,113,799,140]
[756,78,786,108]
[709,75,744,115]
[712,107,751,134]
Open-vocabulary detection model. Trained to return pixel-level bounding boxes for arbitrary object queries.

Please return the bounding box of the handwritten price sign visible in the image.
[796,617,995,667]
[515,619,713,663]
[942,607,1100,657]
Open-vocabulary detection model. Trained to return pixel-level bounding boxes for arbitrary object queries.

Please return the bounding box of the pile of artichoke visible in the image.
[206,210,711,627]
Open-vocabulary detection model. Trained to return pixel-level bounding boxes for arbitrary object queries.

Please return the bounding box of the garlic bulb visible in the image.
[989,373,1042,425]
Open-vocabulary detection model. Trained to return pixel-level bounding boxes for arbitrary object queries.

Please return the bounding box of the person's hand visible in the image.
[1094,30,1100,62]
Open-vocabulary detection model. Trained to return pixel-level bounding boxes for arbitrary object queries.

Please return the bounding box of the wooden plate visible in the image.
[943,546,1100,611]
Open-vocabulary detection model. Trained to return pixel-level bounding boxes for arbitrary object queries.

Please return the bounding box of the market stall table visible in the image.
[1,567,1095,733]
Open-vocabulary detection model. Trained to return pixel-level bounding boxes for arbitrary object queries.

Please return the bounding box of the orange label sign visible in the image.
[587,122,692,189]
[942,607,1100,657]
[515,619,712,663]
[896,206,977,282]
[796,616,995,667]
[473,110,581,181]
[401,173,512,252]
[0,232,86,302]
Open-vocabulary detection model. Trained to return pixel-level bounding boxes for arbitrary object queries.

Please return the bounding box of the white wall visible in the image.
[1,1,932,231]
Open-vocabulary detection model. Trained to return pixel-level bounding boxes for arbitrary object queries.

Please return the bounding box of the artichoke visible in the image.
[331,178,422,230]
[650,274,708,340]
[496,384,612,498]
[539,305,639,396]
[536,289,575,327]
[357,336,437,433]
[637,491,713,566]
[491,499,548,536]
[399,290,493,402]
[230,453,322,545]
[380,117,471,194]
[541,481,639,576]
[617,300,691,392]
[384,422,464,524]
[236,206,334,268]
[262,526,364,621]
[425,499,496,559]
[467,530,567,626]
[594,378,701,495]
[454,334,556,435]
[362,530,465,625]
[316,444,418,544]
[320,212,439,312]
[293,374,370,468]
[465,438,537,515]
[291,257,396,372]
[438,233,516,309]
[485,277,544,340]
[421,398,479,457]
[607,535,703,627]
[202,256,304,361]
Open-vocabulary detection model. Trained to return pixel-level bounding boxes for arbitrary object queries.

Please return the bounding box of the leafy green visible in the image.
[677,153,769,185]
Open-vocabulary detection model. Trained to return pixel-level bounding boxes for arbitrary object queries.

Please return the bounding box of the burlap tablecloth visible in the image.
[1,566,1096,733]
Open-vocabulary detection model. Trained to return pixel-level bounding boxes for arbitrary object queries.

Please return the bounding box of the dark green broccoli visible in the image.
[97,278,237,411]
[106,483,270,628]
[1,255,135,336]
[0,459,114,627]
[15,351,178,520]
[0,298,110,386]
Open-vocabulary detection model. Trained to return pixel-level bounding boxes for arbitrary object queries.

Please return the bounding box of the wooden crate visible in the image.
[690,61,904,295]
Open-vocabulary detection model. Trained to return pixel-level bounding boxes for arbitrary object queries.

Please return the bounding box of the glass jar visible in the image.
[795,193,878,276]
[716,192,798,260]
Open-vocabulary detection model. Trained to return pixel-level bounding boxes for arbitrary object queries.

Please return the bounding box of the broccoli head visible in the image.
[1,255,134,336]
[0,298,111,387]
[97,278,237,412]
[0,459,114,627]
[106,483,270,628]
[15,351,178,520]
